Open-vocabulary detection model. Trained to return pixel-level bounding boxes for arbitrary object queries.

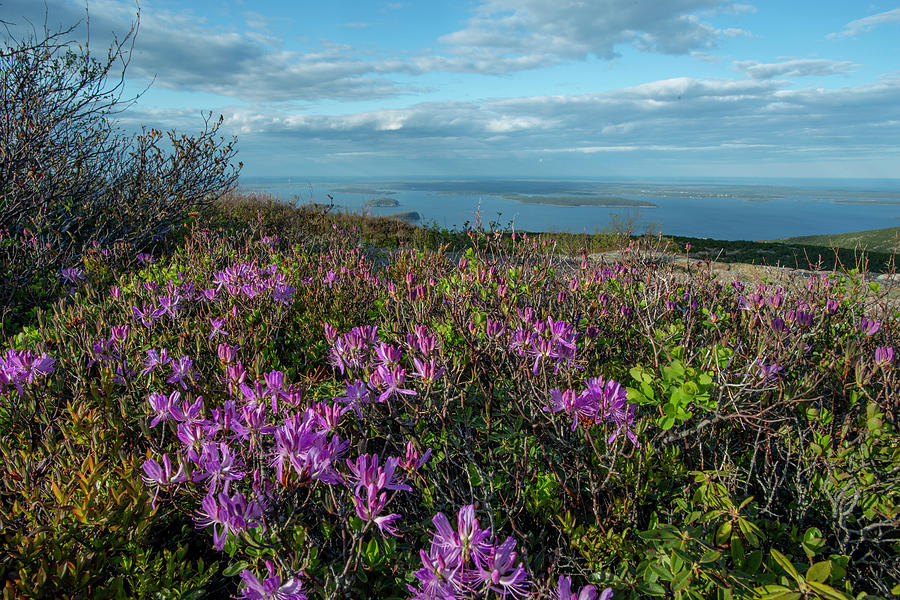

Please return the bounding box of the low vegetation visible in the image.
[2,192,899,599]
[772,228,900,255]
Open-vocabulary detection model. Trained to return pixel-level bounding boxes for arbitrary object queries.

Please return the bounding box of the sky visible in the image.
[4,0,900,179]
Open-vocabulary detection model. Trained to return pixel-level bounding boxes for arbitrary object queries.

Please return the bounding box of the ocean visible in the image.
[238,177,900,241]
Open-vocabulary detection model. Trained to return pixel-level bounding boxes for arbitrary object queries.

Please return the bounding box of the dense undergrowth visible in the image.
[1,195,898,600]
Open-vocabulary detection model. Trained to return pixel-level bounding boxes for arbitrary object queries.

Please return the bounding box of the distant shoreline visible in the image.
[833,199,900,206]
[505,195,657,208]
[421,190,657,207]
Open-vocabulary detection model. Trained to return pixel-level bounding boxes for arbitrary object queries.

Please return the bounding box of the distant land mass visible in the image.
[505,195,657,208]
[385,211,420,222]
[771,226,900,254]
[330,187,395,195]
[832,199,900,206]
[365,197,399,207]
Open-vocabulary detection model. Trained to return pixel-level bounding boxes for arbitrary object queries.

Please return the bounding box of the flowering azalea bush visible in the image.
[1,201,898,599]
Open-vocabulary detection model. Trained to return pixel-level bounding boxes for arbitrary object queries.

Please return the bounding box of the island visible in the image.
[503,195,657,208]
[365,197,400,207]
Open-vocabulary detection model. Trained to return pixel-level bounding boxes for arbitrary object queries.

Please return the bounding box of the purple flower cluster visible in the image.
[555,576,612,600]
[733,286,831,334]
[131,287,188,328]
[860,317,882,337]
[0,349,55,396]
[757,360,783,382]
[141,453,186,509]
[61,266,86,286]
[875,346,895,367]
[270,410,348,486]
[327,324,444,416]
[327,325,380,375]
[508,310,579,375]
[545,377,639,446]
[135,321,437,598]
[408,504,529,599]
[141,348,171,377]
[142,350,354,552]
[237,560,306,600]
[167,356,196,389]
[212,262,295,305]
[126,262,295,332]
[193,490,263,551]
[346,453,415,537]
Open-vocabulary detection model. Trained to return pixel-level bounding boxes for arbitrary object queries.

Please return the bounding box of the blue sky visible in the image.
[5,0,900,178]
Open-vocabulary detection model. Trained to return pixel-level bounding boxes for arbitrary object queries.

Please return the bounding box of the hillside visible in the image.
[771,226,900,254]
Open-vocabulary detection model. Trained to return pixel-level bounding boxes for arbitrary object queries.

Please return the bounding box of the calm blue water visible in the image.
[239,177,900,241]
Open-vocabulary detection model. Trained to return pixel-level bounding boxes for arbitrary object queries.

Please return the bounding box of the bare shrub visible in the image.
[0,12,241,321]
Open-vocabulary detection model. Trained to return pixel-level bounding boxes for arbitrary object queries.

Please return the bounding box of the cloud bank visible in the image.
[828,8,900,39]
[733,59,857,80]
[119,74,898,175]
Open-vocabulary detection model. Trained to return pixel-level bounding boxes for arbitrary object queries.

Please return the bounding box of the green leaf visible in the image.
[715,521,732,546]
[366,537,379,560]
[638,581,667,596]
[770,549,802,583]
[825,555,847,583]
[648,562,672,581]
[630,366,653,384]
[738,518,761,547]
[626,387,650,404]
[802,527,826,558]
[806,561,831,583]
[755,585,800,600]
[222,560,249,577]
[639,526,679,541]
[806,580,849,600]
[670,551,684,574]
[684,380,701,396]
[671,568,692,592]
[746,550,763,574]
[731,536,745,565]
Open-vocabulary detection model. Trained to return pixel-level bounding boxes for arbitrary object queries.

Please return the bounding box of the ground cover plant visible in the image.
[1,196,898,599]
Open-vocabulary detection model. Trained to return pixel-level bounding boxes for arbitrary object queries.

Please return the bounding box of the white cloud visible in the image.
[734,58,857,79]
[435,0,752,73]
[828,8,900,39]
[485,116,549,133]
[1,0,421,102]
[729,4,757,15]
